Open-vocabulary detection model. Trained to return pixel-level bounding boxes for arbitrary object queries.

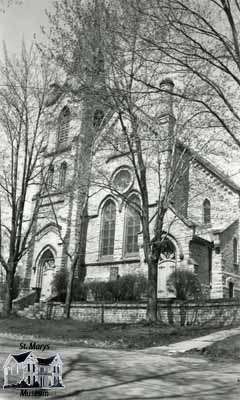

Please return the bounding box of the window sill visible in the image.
[98,255,114,262]
[122,252,139,259]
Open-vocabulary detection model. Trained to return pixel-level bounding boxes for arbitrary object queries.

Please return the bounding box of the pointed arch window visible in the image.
[124,195,141,255]
[100,199,116,257]
[58,106,70,143]
[233,238,238,265]
[47,165,54,189]
[59,162,67,190]
[203,199,211,224]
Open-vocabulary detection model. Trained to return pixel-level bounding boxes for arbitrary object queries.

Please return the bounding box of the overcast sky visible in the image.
[0,0,52,56]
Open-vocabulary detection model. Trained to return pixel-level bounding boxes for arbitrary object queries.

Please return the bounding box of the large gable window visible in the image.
[58,106,70,143]
[124,195,141,255]
[203,199,211,224]
[100,199,116,257]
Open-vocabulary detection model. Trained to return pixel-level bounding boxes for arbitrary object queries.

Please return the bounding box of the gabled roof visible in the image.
[177,141,240,193]
[37,354,62,366]
[37,356,55,366]
[12,352,32,363]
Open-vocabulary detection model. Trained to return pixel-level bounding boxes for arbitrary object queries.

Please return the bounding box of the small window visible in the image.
[229,281,234,298]
[203,199,211,224]
[33,365,35,373]
[100,199,116,257]
[109,266,119,281]
[233,238,238,265]
[59,162,67,189]
[93,109,104,129]
[28,376,30,385]
[58,106,70,143]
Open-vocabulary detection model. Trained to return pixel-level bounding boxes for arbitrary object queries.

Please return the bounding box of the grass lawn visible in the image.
[0,317,238,349]
[190,334,240,361]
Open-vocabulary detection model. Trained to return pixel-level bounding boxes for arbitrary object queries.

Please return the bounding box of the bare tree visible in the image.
[0,43,52,315]
[130,0,240,155]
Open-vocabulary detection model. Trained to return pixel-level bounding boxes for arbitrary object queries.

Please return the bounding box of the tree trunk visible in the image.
[3,269,15,316]
[64,259,76,319]
[146,208,166,322]
[64,203,89,319]
[147,256,158,321]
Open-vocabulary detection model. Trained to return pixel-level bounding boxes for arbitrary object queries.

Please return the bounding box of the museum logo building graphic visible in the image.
[2,351,64,395]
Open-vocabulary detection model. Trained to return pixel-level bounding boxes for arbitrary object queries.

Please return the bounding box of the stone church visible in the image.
[16,75,240,304]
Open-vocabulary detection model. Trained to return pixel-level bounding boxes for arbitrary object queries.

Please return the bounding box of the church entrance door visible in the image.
[157,238,176,298]
[36,249,55,300]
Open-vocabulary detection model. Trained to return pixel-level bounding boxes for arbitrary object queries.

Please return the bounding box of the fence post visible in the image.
[101,303,104,324]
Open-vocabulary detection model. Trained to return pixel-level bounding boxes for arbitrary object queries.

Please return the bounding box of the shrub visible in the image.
[52,269,87,302]
[85,281,110,301]
[51,271,148,303]
[166,269,202,301]
[85,274,148,302]
[72,280,87,301]
[51,269,68,302]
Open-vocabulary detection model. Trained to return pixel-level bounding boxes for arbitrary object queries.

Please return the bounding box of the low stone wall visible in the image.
[48,302,146,323]
[46,299,240,326]
[157,299,240,326]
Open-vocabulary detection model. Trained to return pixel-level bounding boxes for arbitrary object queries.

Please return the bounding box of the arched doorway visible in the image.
[36,248,55,300]
[157,237,177,298]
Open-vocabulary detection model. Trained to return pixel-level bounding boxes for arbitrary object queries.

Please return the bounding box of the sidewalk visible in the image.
[142,326,240,354]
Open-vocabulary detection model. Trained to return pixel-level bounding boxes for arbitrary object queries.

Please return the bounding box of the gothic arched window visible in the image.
[47,165,54,189]
[59,162,67,189]
[100,199,116,257]
[124,195,141,255]
[203,199,211,224]
[58,106,70,143]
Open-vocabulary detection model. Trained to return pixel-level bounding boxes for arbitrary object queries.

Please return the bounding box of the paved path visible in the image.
[0,331,239,400]
[143,326,240,355]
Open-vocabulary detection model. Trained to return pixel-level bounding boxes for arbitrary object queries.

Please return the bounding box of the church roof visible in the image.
[178,141,240,193]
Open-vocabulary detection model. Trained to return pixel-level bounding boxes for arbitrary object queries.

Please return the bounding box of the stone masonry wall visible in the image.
[221,220,239,274]
[47,299,240,326]
[188,162,239,227]
[189,241,211,286]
